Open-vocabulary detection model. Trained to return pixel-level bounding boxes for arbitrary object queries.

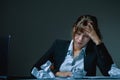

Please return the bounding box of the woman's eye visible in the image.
[84,35,89,38]
[77,33,81,35]
[76,32,82,35]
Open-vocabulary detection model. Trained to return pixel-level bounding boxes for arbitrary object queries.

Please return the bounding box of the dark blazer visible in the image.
[33,39,113,76]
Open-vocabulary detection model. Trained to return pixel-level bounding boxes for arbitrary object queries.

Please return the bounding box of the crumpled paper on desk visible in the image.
[31,60,55,79]
[108,64,120,77]
[72,68,86,78]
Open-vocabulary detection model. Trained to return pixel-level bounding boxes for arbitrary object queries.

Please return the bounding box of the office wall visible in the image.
[1,0,120,76]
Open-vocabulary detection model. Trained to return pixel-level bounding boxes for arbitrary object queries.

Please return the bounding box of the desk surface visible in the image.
[4,76,120,80]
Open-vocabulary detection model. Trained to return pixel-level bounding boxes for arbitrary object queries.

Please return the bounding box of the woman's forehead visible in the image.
[76,31,87,35]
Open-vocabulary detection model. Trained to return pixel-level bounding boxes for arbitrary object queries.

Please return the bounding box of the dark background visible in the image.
[1,0,120,76]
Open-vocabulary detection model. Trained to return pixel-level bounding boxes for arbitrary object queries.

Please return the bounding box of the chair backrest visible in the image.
[0,35,10,76]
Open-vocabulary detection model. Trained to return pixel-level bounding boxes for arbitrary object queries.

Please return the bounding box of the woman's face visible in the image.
[73,31,90,49]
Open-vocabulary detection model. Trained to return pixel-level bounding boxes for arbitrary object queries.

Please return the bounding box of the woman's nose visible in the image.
[78,35,83,41]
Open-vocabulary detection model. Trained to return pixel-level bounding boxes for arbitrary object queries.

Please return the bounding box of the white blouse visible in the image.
[59,40,86,73]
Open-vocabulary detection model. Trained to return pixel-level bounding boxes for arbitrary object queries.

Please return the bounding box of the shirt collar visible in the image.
[68,40,73,51]
[67,40,86,55]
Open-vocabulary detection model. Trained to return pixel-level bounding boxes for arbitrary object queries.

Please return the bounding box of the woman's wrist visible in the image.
[92,35,102,45]
[55,72,72,77]
[95,39,102,45]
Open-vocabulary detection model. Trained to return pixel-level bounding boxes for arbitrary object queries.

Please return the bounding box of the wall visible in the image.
[1,0,120,76]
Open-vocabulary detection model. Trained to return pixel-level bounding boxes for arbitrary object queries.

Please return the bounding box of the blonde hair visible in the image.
[72,15,102,39]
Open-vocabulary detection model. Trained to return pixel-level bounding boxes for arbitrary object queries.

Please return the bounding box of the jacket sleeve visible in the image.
[31,40,57,70]
[96,43,114,76]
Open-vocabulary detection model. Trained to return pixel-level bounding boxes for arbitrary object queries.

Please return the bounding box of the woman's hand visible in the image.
[83,22,102,45]
[55,71,72,77]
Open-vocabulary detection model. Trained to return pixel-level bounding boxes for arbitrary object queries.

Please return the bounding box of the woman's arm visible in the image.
[32,40,57,70]
[96,43,114,76]
[55,71,72,77]
[83,22,114,75]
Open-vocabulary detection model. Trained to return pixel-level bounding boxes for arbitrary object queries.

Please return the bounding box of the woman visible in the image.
[32,15,114,77]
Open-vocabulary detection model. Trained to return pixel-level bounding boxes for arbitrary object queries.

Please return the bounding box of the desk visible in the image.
[5,76,120,80]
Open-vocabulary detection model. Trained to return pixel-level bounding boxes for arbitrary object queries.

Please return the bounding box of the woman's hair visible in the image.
[72,15,102,40]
